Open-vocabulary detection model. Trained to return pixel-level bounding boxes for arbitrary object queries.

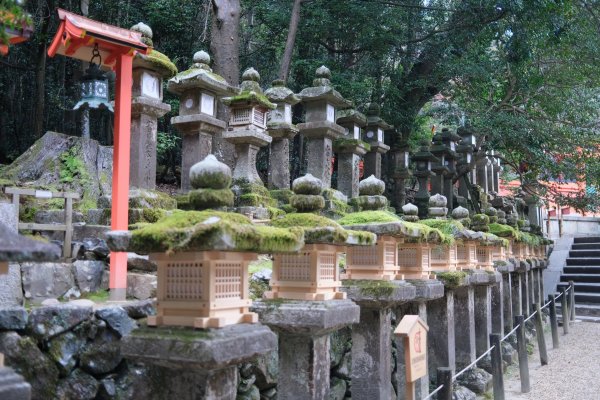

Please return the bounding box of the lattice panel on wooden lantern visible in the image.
[279,252,311,281]
[165,261,204,301]
[492,246,506,262]
[253,109,266,127]
[319,252,336,281]
[384,243,397,266]
[348,245,379,266]
[476,246,494,270]
[214,262,243,300]
[398,247,418,268]
[398,244,432,279]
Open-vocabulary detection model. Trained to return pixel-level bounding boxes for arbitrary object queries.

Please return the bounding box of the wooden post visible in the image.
[405,381,415,400]
[490,333,505,400]
[548,294,559,349]
[514,315,530,393]
[64,196,73,258]
[533,303,548,366]
[109,53,134,301]
[561,288,569,334]
[569,281,576,321]
[436,367,453,400]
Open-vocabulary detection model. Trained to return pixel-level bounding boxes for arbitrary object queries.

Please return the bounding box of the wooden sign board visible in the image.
[394,315,429,382]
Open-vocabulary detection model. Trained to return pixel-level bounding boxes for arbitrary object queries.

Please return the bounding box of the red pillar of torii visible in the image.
[48,9,149,300]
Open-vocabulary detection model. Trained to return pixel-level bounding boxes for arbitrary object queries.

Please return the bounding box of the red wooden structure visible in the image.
[0,9,34,55]
[48,9,149,300]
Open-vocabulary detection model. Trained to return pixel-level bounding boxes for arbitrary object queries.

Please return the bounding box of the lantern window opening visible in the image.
[353,125,361,140]
[253,108,266,128]
[201,92,215,116]
[231,107,252,125]
[284,104,292,123]
[377,128,383,142]
[326,103,335,122]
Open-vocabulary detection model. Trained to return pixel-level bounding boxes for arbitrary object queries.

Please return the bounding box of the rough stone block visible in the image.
[120,299,156,319]
[127,253,157,272]
[21,262,75,303]
[47,331,85,377]
[73,260,105,294]
[56,369,99,400]
[126,273,157,300]
[27,303,93,341]
[0,307,28,330]
[342,280,416,308]
[0,203,17,233]
[0,264,23,306]
[0,367,31,400]
[95,307,138,338]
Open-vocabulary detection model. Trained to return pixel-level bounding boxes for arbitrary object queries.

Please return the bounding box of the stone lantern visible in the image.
[297,66,352,188]
[391,138,412,209]
[264,79,300,189]
[168,50,239,192]
[412,141,439,219]
[430,128,461,208]
[128,23,176,190]
[335,109,370,198]
[222,67,276,184]
[456,126,477,206]
[363,103,391,179]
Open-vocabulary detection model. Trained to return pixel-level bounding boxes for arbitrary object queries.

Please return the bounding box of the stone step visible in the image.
[569,250,600,258]
[573,236,600,244]
[563,266,600,274]
[566,257,600,266]
[558,303,600,318]
[573,292,600,304]
[560,273,600,283]
[557,282,600,293]
[571,243,600,250]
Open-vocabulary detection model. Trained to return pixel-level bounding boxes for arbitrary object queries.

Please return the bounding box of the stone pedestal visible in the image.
[363,142,390,179]
[297,124,345,188]
[511,271,523,319]
[268,136,292,189]
[336,145,367,199]
[252,299,359,400]
[342,281,416,400]
[474,283,492,356]
[502,271,513,334]
[0,203,16,233]
[172,114,227,191]
[454,286,475,369]
[223,129,272,184]
[130,97,171,190]
[427,291,455,377]
[121,324,276,400]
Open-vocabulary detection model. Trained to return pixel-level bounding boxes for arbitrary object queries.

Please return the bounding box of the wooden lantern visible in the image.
[456,242,477,270]
[476,245,494,271]
[148,251,258,329]
[266,244,345,301]
[344,235,401,280]
[429,244,458,272]
[398,243,433,279]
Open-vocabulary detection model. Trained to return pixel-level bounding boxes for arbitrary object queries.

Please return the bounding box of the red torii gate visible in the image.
[48,9,150,300]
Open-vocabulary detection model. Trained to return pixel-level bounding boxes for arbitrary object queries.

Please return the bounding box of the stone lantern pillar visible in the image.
[476,156,491,194]
[335,109,369,198]
[412,141,439,219]
[222,68,276,184]
[456,126,477,203]
[490,151,502,193]
[430,128,460,208]
[168,50,238,192]
[297,66,351,188]
[128,23,175,190]
[363,103,391,179]
[391,139,412,210]
[264,79,300,189]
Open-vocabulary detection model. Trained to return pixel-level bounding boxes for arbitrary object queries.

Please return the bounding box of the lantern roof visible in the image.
[168,50,237,97]
[298,65,352,108]
[222,68,276,110]
[336,108,367,127]
[48,9,149,67]
[264,79,300,105]
[365,103,393,130]
[412,141,439,162]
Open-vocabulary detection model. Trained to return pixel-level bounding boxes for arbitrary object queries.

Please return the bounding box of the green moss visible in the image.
[129,210,303,254]
[489,223,520,239]
[271,213,341,229]
[79,290,110,303]
[269,189,294,205]
[402,221,449,244]
[349,195,388,211]
[281,204,296,214]
[345,229,376,245]
[332,138,371,152]
[130,190,177,210]
[142,208,168,223]
[233,179,277,207]
[472,214,490,225]
[338,210,400,225]
[225,91,276,109]
[435,271,468,289]
[267,207,285,219]
[419,219,469,245]
[144,49,178,78]
[175,194,191,210]
[189,188,234,209]
[20,205,37,223]
[239,193,276,208]
[344,279,395,297]
[290,194,325,212]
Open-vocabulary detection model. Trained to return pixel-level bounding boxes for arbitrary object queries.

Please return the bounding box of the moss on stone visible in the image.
[419,219,468,245]
[290,194,325,212]
[174,194,191,210]
[338,210,400,225]
[281,204,296,214]
[349,195,388,211]
[224,91,276,109]
[436,271,468,289]
[143,50,178,78]
[269,189,294,205]
[129,189,177,210]
[129,210,303,254]
[344,279,395,297]
[270,212,348,244]
[345,229,376,245]
[332,138,371,152]
[489,223,520,239]
[142,208,168,223]
[402,221,450,245]
[233,179,277,208]
[267,207,285,219]
[189,188,234,209]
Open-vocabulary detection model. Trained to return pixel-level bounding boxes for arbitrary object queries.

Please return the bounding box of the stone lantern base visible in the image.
[265,244,346,300]
[148,251,258,329]
[343,235,401,280]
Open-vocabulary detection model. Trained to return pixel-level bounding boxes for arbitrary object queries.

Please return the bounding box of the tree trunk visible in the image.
[33,0,54,139]
[210,0,241,169]
[279,0,303,82]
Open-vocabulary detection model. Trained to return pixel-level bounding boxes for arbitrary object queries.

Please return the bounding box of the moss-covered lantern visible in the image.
[363,103,392,179]
[334,109,370,198]
[265,175,376,300]
[412,141,439,219]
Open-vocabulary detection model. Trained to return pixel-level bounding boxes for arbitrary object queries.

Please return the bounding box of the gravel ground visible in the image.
[503,321,600,400]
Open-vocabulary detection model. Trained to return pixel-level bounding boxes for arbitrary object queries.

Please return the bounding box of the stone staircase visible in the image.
[557,236,600,323]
